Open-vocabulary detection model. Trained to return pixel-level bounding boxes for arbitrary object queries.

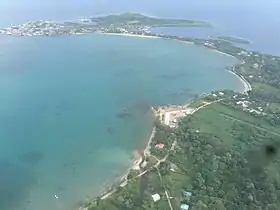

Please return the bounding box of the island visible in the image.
[217,35,251,44]
[0,13,212,37]
[2,13,280,210]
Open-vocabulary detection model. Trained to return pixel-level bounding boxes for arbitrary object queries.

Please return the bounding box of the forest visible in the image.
[85,26,280,210]
[87,100,280,210]
[173,102,280,210]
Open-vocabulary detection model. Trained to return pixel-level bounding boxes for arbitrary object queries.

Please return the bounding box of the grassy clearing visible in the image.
[165,173,190,208]
[252,82,280,94]
[159,22,212,27]
[269,102,280,112]
[217,36,250,44]
[91,102,280,210]
[188,99,206,109]
[181,102,280,148]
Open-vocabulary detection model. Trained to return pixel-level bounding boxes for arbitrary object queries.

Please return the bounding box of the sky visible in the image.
[0,0,279,23]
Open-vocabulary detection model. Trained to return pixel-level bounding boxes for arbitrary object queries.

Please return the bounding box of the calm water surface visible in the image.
[0,34,243,210]
[0,1,279,209]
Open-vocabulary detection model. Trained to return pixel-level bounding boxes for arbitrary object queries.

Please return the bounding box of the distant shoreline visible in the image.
[88,125,156,206]
[99,32,160,39]
[228,69,252,93]
[99,32,251,94]
[78,32,252,209]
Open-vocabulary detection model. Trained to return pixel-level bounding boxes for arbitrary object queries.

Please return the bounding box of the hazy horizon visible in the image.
[1,0,279,55]
[1,0,280,24]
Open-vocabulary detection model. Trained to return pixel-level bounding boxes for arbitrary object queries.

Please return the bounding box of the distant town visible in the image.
[3,12,280,210]
[0,13,211,37]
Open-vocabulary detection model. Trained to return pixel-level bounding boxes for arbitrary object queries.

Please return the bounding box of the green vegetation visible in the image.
[218,36,250,44]
[91,13,212,28]
[89,99,280,209]
[0,13,212,37]
[251,82,280,95]
[4,11,280,210]
[188,99,206,109]
[268,102,280,112]
[88,168,171,210]
[175,102,280,209]
[81,13,280,210]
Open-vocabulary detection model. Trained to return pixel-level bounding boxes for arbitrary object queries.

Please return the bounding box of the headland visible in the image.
[3,12,280,210]
[69,13,280,210]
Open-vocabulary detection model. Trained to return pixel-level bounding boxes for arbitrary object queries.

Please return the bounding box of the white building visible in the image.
[236,101,249,108]
[181,204,189,210]
[170,168,176,172]
[152,193,161,202]
[219,92,224,96]
[253,63,259,69]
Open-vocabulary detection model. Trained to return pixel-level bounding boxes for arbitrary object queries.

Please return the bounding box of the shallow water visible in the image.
[0,34,243,210]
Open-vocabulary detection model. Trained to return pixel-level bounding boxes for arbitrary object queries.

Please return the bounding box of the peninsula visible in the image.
[84,39,280,209]
[217,35,251,44]
[3,12,280,210]
[55,14,280,210]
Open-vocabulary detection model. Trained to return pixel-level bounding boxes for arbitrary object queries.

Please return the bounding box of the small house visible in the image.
[219,91,224,96]
[236,101,248,108]
[155,143,165,149]
[180,204,189,210]
[183,191,192,197]
[151,193,161,202]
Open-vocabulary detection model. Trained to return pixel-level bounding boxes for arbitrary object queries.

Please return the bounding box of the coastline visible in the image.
[81,125,157,208]
[210,48,236,59]
[144,126,156,157]
[78,32,252,209]
[100,32,160,39]
[178,40,195,45]
[100,32,251,94]
[228,69,252,93]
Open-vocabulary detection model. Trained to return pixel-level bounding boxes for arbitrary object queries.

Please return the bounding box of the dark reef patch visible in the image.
[116,112,133,119]
[107,127,114,135]
[133,101,151,114]
[0,159,36,210]
[18,151,45,166]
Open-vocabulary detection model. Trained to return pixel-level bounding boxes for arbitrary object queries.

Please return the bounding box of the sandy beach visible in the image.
[210,49,236,59]
[102,32,250,94]
[178,40,195,45]
[228,69,252,93]
[144,127,156,156]
[101,32,159,39]
[84,125,157,207]
[79,33,252,209]
[207,48,252,94]
[178,38,251,94]
[101,32,240,61]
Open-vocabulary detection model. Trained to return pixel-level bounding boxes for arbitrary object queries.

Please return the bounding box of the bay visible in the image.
[0,34,243,210]
[1,0,280,54]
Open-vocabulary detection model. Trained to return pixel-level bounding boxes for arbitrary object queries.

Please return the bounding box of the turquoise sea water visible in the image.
[0,34,243,210]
